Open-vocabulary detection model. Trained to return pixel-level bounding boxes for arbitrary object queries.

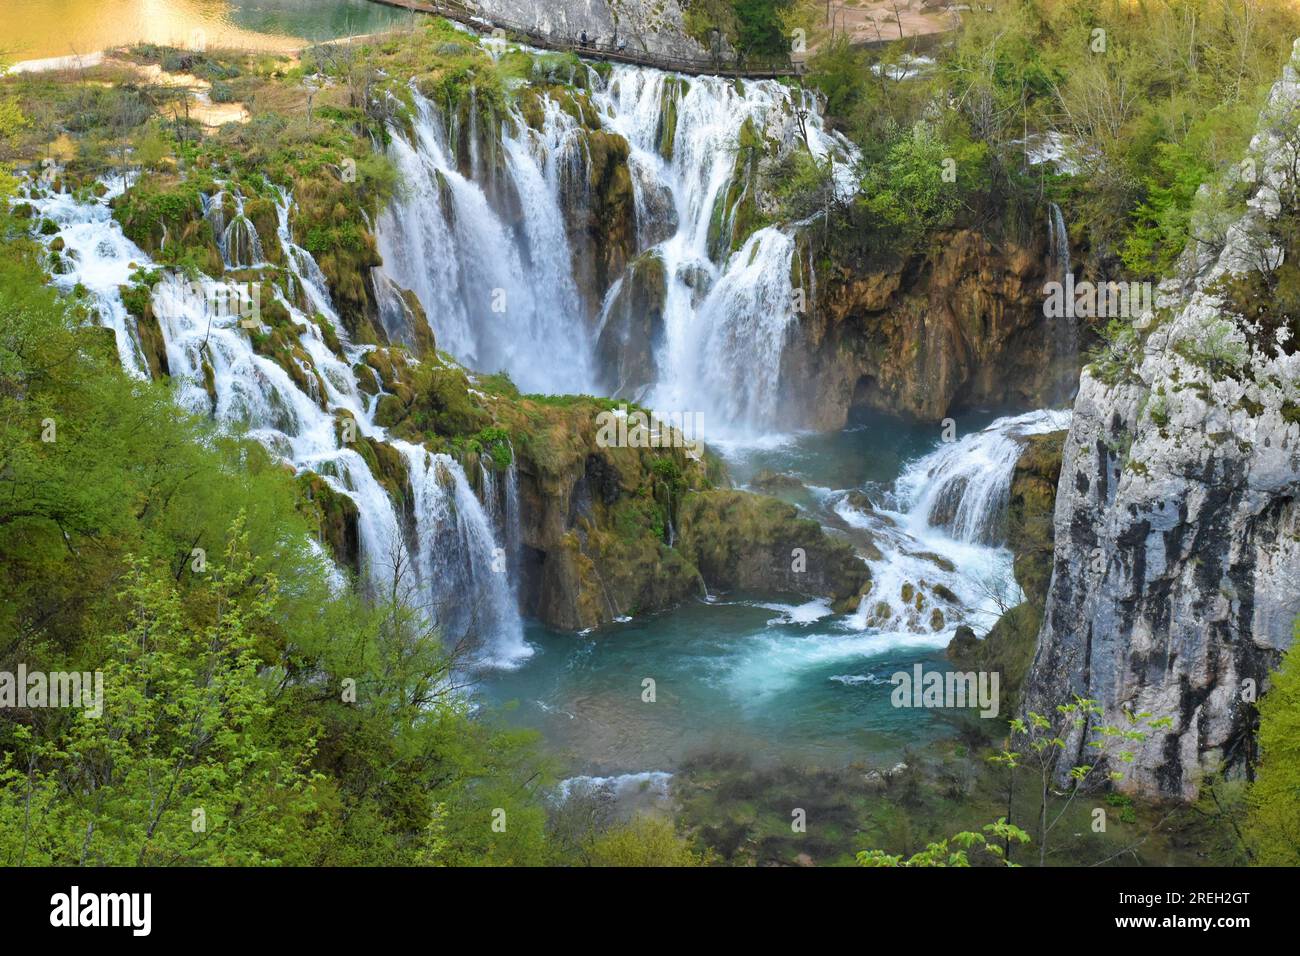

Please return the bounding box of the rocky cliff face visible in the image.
[504,411,868,630]
[782,229,1071,427]
[1024,43,1300,799]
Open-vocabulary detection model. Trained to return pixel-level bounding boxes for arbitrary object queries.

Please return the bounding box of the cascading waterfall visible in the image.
[591,67,857,434]
[374,58,858,434]
[897,409,1072,544]
[1047,202,1078,399]
[398,442,529,667]
[837,409,1071,635]
[23,176,528,668]
[204,189,266,270]
[376,90,594,394]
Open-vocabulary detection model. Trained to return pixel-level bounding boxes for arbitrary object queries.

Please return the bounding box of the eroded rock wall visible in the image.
[1024,43,1300,799]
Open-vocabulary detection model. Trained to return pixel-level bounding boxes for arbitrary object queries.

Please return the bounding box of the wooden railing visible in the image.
[363,0,801,78]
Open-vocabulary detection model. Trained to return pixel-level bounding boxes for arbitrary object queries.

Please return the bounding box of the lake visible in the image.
[2,0,413,62]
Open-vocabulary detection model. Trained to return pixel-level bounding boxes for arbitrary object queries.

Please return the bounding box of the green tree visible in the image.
[989,697,1170,866]
[586,815,711,867]
[1245,619,1300,864]
[857,818,1029,867]
[731,0,792,59]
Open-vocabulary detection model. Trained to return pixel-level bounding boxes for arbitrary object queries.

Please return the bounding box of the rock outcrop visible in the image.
[782,229,1071,427]
[1023,42,1300,799]
[676,490,869,605]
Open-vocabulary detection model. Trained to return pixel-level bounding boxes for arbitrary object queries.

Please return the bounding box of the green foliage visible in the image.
[0,241,554,866]
[857,818,1029,867]
[801,0,1300,273]
[1087,317,1142,385]
[861,127,990,250]
[585,815,711,866]
[731,0,793,59]
[989,697,1171,866]
[1173,318,1250,379]
[1246,619,1300,865]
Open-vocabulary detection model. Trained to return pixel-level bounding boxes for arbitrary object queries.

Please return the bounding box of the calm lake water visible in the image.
[2,0,412,61]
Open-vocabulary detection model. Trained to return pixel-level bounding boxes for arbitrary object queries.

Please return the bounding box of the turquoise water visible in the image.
[218,0,411,43]
[478,413,1014,779]
[482,602,955,775]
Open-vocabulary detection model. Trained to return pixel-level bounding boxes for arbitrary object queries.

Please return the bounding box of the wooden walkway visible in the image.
[363,0,801,78]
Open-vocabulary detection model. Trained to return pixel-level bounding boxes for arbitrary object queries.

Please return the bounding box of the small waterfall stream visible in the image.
[1047,202,1078,399]
[898,409,1072,545]
[835,409,1071,635]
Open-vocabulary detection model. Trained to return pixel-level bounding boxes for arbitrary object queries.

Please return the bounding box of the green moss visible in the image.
[111,173,222,273]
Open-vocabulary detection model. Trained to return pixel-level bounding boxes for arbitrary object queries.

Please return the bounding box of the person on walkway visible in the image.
[579,31,588,49]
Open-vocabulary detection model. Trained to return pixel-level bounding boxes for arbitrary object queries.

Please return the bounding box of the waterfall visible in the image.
[375,90,594,394]
[837,409,1071,635]
[398,442,531,667]
[30,177,149,378]
[374,60,859,434]
[204,189,266,270]
[23,177,528,669]
[896,409,1073,545]
[1047,202,1078,398]
[1048,202,1070,280]
[592,67,854,435]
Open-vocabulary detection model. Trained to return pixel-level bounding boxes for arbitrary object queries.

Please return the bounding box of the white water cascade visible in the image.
[203,188,267,270]
[835,409,1071,637]
[593,67,854,433]
[376,90,593,395]
[1047,202,1078,400]
[898,409,1072,545]
[374,59,859,434]
[23,177,530,668]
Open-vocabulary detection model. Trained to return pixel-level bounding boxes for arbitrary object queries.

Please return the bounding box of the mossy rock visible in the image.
[594,250,667,397]
[242,196,283,265]
[296,470,361,576]
[112,173,222,273]
[135,300,170,379]
[1007,430,1065,604]
[676,490,869,605]
[946,602,1042,715]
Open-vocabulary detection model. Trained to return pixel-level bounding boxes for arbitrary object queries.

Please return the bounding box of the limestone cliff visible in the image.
[1023,42,1300,799]
[471,0,711,61]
